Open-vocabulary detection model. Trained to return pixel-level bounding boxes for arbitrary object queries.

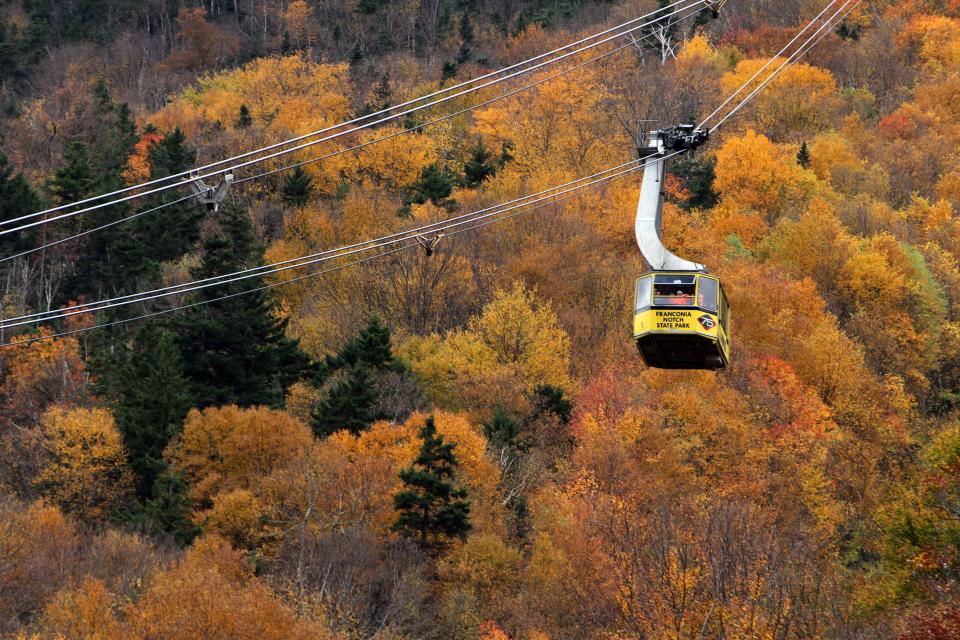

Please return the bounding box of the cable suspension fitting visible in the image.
[185,171,234,212]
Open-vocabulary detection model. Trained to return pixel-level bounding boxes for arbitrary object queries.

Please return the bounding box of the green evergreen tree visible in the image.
[349,42,365,65]
[0,153,36,216]
[50,140,97,205]
[440,60,458,84]
[669,156,719,210]
[463,136,498,188]
[311,362,378,437]
[102,324,193,498]
[174,205,312,409]
[0,152,41,253]
[484,404,524,450]
[370,73,392,112]
[498,141,514,168]
[123,472,200,547]
[236,104,253,128]
[136,128,204,263]
[405,163,454,208]
[356,0,384,15]
[310,316,409,437]
[797,141,811,169]
[531,384,573,424]
[147,128,196,179]
[67,127,196,300]
[393,417,471,552]
[87,83,137,192]
[282,166,313,207]
[0,21,28,87]
[456,14,473,64]
[315,315,399,378]
[62,88,142,300]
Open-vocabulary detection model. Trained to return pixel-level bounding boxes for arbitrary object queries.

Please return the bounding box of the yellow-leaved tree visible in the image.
[125,535,333,639]
[711,129,819,228]
[719,59,839,142]
[402,281,571,411]
[165,405,313,507]
[37,576,123,639]
[34,407,134,522]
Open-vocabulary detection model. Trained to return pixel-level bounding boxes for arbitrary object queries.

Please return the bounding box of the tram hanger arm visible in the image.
[634,129,706,272]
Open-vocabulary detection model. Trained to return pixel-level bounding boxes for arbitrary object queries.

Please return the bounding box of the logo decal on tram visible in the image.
[697,315,716,330]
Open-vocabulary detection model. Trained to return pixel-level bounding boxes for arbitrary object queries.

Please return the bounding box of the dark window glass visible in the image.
[697,277,718,311]
[653,274,696,306]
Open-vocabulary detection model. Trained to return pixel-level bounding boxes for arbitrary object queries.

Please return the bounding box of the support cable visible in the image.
[1,0,853,342]
[0,158,657,329]
[7,1,705,261]
[699,0,844,127]
[0,156,672,346]
[711,0,861,129]
[1,0,707,234]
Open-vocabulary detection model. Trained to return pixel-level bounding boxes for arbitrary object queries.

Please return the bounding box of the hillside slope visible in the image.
[1,0,960,637]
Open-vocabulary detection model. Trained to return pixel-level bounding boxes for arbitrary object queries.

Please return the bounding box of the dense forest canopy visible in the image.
[1,0,960,637]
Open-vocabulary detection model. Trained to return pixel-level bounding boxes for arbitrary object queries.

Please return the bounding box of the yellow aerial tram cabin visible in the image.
[632,124,732,369]
[633,271,730,370]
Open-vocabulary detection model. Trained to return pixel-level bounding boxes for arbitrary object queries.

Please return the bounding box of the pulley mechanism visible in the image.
[637,124,709,157]
[186,171,234,212]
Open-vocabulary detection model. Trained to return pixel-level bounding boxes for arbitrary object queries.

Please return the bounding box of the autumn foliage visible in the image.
[3,2,960,638]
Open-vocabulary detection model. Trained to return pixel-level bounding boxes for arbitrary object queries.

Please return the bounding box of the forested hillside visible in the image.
[1,0,960,637]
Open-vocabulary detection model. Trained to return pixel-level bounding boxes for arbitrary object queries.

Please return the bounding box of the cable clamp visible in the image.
[416,232,444,256]
[706,0,726,17]
[185,171,234,212]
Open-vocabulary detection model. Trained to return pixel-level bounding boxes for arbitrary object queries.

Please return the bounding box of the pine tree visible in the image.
[64,90,142,300]
[236,104,253,128]
[373,73,392,109]
[87,81,138,191]
[174,205,312,409]
[67,128,198,300]
[349,42,365,65]
[50,140,97,205]
[797,141,811,169]
[122,472,200,547]
[311,362,378,437]
[0,153,41,253]
[356,0,384,15]
[310,316,408,437]
[393,417,471,552]
[464,136,497,187]
[532,384,573,424]
[282,166,313,207]
[104,324,193,498]
[440,60,458,84]
[456,14,473,64]
[136,128,204,263]
[405,163,454,208]
[484,404,523,450]
[0,21,27,87]
[147,128,196,179]
[670,156,719,210]
[315,315,399,378]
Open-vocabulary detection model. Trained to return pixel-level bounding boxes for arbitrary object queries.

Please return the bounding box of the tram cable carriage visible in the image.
[632,125,731,370]
[633,272,730,369]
